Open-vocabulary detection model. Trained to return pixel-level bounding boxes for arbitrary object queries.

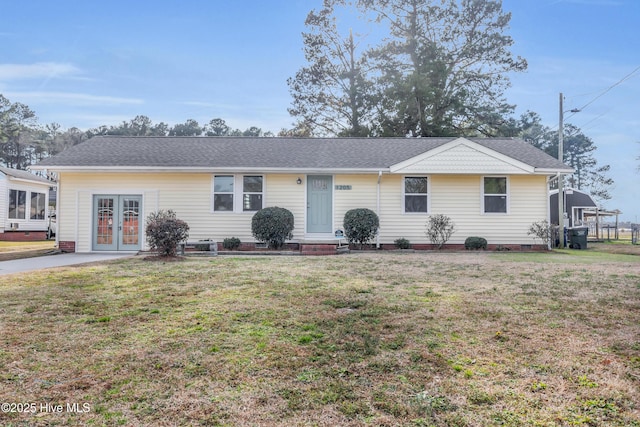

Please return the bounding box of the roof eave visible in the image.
[32,165,576,175]
[31,165,391,174]
[7,176,53,186]
[535,167,575,174]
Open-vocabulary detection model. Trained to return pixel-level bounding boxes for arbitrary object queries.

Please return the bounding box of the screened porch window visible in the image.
[9,190,26,219]
[30,192,46,220]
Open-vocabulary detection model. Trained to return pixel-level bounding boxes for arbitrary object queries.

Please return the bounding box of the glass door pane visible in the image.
[94,196,117,251]
[119,197,141,249]
[93,195,142,251]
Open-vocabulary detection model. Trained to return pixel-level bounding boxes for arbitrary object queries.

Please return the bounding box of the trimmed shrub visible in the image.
[527,220,553,246]
[465,236,488,250]
[223,237,241,250]
[425,214,455,249]
[343,208,379,249]
[145,210,189,256]
[394,237,411,250]
[251,207,294,249]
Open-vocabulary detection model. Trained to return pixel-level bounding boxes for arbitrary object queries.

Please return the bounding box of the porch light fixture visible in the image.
[296,177,302,185]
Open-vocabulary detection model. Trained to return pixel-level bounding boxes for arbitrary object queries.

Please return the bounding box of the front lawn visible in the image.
[0,241,56,261]
[0,252,638,426]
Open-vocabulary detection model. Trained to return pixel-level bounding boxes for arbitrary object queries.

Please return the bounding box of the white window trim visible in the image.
[402,176,430,214]
[212,174,265,214]
[7,188,49,223]
[212,175,234,213]
[481,176,509,215]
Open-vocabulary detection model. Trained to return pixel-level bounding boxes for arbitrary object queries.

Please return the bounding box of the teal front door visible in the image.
[307,175,333,234]
[93,195,142,251]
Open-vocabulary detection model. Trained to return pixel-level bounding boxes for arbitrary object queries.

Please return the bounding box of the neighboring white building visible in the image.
[0,167,53,241]
[32,136,573,253]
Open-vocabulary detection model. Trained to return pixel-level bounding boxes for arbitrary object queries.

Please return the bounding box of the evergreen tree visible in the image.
[288,1,374,136]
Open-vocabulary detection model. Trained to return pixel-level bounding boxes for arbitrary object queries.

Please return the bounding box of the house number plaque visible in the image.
[335,185,352,190]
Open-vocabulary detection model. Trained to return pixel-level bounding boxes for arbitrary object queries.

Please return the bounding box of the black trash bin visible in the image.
[568,227,588,249]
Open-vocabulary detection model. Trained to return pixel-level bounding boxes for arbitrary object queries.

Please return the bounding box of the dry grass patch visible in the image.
[0,241,55,253]
[0,252,638,426]
[0,241,56,261]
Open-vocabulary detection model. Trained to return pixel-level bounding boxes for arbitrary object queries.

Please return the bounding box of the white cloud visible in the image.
[3,91,144,106]
[179,101,239,109]
[0,62,82,81]
[56,113,137,128]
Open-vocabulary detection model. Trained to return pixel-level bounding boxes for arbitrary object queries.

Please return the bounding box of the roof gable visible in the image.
[390,138,534,174]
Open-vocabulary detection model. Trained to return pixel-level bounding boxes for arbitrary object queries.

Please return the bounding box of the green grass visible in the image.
[0,252,638,426]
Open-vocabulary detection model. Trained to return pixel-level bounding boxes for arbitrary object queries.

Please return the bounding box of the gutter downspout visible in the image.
[547,175,552,250]
[376,171,382,249]
[55,178,60,249]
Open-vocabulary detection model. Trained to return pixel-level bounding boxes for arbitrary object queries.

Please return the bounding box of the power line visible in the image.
[579,111,609,133]
[565,64,640,122]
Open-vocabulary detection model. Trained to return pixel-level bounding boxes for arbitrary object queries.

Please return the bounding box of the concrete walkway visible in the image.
[0,252,136,275]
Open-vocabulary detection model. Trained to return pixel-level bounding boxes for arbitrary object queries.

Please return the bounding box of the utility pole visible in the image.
[558,93,565,248]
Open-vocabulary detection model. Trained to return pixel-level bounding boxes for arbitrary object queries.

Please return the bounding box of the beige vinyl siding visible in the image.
[58,172,308,251]
[58,171,550,251]
[264,174,306,240]
[379,174,406,243]
[210,174,306,242]
[75,190,90,252]
[379,174,548,245]
[334,174,378,234]
[59,173,211,251]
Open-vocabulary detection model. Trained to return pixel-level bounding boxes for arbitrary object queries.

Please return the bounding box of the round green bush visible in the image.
[223,237,241,250]
[464,236,487,250]
[394,237,411,250]
[251,207,294,249]
[343,208,379,249]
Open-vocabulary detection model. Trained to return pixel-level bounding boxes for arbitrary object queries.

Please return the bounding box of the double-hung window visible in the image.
[403,176,429,213]
[213,175,264,213]
[9,190,26,219]
[242,176,263,211]
[483,177,508,214]
[213,175,235,211]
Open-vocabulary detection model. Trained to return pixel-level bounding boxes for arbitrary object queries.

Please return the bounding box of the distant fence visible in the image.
[586,223,639,242]
[601,225,619,241]
[556,223,638,245]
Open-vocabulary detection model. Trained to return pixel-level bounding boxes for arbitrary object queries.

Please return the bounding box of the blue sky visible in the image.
[1,0,639,222]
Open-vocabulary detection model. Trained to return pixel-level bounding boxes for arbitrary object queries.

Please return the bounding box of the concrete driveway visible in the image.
[0,252,136,275]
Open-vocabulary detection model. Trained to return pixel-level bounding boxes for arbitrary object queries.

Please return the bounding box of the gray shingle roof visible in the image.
[34,136,571,171]
[0,166,53,184]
